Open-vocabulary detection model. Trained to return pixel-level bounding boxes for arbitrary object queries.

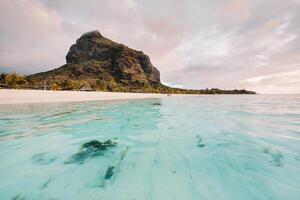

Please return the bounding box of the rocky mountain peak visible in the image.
[65,30,160,84]
[79,30,104,40]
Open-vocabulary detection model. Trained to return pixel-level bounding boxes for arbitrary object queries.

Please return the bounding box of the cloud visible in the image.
[0,0,299,93]
[0,0,82,73]
[241,70,300,94]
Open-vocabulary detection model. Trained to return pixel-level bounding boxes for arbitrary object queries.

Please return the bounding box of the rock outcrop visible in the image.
[30,30,161,90]
[66,31,160,84]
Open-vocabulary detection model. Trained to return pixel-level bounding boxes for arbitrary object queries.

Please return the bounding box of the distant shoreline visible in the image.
[0,89,255,105]
[0,89,167,105]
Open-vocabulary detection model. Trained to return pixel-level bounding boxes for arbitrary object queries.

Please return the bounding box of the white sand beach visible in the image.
[0,89,175,105]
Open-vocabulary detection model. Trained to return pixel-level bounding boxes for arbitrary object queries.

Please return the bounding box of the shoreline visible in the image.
[0,89,259,105]
[0,89,179,105]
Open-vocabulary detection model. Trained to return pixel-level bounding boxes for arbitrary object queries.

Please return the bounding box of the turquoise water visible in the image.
[0,95,300,200]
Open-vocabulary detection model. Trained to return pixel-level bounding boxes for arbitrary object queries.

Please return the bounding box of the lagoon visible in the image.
[0,95,299,199]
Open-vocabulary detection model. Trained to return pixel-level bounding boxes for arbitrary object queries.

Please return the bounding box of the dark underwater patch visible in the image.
[32,153,57,165]
[11,194,26,200]
[152,103,161,106]
[64,139,118,164]
[295,153,300,161]
[51,111,73,117]
[104,166,115,180]
[39,178,52,190]
[197,144,206,148]
[263,147,284,167]
[96,146,129,187]
[196,135,206,148]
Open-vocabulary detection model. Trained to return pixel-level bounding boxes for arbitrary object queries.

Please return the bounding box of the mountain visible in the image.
[25,30,255,94]
[28,30,163,92]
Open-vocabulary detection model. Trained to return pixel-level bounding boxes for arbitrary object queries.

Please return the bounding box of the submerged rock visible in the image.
[65,139,118,164]
[11,194,26,200]
[39,178,52,190]
[81,140,117,151]
[196,135,206,148]
[197,144,206,148]
[104,166,115,180]
[152,103,161,106]
[120,146,129,161]
[97,146,129,187]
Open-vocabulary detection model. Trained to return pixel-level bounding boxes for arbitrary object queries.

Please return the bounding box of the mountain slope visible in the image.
[29,31,163,92]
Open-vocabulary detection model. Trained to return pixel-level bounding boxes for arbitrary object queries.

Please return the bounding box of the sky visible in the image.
[1,0,300,94]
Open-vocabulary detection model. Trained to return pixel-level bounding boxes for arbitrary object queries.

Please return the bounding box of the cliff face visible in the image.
[66,31,160,84]
[30,30,161,90]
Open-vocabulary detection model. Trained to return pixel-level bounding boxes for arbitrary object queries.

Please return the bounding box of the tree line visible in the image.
[0,72,256,94]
